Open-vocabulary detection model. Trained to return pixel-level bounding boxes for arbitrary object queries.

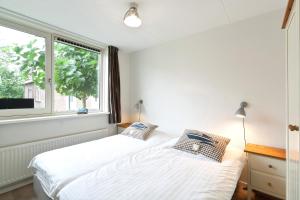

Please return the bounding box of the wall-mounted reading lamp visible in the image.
[136,99,143,121]
[235,101,248,147]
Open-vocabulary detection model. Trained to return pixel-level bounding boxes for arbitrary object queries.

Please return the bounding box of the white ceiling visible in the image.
[0,0,287,52]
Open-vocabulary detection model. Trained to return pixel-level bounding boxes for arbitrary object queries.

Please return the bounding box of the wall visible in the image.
[129,10,286,149]
[0,114,109,147]
[0,51,131,147]
[119,51,131,123]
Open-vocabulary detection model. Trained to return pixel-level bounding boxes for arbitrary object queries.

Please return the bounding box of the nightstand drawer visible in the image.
[251,170,285,197]
[250,154,285,177]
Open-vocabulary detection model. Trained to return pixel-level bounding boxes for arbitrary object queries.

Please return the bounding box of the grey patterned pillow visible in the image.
[173,129,230,162]
[121,122,158,140]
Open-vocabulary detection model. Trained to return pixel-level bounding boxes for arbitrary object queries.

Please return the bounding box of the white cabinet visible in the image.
[245,144,286,199]
[248,154,286,199]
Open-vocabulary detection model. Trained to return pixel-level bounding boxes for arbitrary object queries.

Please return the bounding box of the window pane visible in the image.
[54,41,100,112]
[0,25,46,109]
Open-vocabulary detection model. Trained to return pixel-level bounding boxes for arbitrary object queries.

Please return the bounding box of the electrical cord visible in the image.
[138,103,141,122]
[242,118,248,191]
[243,118,246,147]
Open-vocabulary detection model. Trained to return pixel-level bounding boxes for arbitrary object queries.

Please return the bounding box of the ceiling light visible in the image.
[124,3,142,28]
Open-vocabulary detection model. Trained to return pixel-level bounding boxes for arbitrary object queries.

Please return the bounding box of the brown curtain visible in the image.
[108,46,121,124]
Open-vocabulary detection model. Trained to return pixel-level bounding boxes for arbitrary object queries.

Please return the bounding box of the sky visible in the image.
[0,25,45,71]
[0,25,45,47]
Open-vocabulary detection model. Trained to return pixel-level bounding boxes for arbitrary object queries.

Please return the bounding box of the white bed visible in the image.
[57,138,246,200]
[29,130,174,199]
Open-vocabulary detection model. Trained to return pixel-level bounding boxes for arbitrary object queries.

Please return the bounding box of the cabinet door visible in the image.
[287,0,300,199]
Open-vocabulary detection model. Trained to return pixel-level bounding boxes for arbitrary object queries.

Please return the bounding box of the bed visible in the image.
[29,130,174,199]
[57,138,246,200]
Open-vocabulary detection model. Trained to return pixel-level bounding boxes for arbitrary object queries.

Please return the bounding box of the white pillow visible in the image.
[121,122,158,140]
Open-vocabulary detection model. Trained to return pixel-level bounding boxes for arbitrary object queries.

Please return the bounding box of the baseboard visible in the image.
[0,177,32,194]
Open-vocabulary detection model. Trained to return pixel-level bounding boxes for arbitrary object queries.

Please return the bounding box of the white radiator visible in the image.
[0,129,108,188]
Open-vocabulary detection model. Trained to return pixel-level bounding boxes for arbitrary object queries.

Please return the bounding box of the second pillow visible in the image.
[120,122,158,140]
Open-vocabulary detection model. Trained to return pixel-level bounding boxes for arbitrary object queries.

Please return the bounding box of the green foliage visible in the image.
[54,43,99,107]
[0,40,99,108]
[0,66,24,98]
[11,40,46,89]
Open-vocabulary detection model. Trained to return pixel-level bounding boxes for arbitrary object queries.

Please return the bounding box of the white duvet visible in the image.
[29,131,173,199]
[57,139,245,200]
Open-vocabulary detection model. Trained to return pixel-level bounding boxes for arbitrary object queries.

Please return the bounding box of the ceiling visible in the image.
[0,0,287,52]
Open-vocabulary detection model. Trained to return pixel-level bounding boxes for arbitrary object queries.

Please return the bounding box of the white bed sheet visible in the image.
[57,139,246,200]
[29,130,174,199]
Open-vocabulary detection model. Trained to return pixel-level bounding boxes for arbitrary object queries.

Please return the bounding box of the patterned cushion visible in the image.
[120,122,158,140]
[173,129,230,162]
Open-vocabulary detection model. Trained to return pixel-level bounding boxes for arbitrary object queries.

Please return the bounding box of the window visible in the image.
[0,20,103,117]
[0,23,51,115]
[53,39,101,112]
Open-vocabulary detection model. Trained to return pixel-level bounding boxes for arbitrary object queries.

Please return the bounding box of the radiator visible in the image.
[0,129,108,188]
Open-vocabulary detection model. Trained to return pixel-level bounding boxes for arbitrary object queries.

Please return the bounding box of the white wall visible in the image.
[0,51,131,147]
[119,50,131,123]
[129,10,286,149]
[0,114,109,147]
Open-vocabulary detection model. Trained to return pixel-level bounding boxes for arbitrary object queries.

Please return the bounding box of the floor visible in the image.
[0,182,281,200]
[231,182,282,200]
[0,184,36,200]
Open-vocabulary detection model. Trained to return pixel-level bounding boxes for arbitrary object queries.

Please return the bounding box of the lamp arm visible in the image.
[138,103,141,122]
[243,118,246,147]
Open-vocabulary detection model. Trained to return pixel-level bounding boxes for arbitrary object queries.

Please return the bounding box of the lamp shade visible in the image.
[235,107,246,118]
[235,102,247,118]
[124,5,142,28]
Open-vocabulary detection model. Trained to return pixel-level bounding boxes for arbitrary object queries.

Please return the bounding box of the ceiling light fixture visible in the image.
[124,3,142,28]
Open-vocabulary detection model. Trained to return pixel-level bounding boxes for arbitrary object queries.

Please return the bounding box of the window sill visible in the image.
[0,112,109,125]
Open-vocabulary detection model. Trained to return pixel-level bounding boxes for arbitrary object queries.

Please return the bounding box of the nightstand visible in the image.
[117,122,132,134]
[245,144,286,200]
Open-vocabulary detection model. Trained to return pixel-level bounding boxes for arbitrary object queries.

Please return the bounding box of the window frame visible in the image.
[52,34,104,114]
[0,19,52,117]
[0,19,105,117]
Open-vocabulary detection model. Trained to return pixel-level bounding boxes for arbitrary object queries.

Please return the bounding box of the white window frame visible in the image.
[0,18,105,118]
[0,19,52,117]
[52,34,104,115]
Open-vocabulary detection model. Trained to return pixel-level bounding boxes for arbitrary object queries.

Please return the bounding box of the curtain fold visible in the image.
[108,46,121,124]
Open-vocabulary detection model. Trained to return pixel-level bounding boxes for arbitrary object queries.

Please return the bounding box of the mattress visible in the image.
[57,139,246,200]
[33,175,51,200]
[29,130,174,199]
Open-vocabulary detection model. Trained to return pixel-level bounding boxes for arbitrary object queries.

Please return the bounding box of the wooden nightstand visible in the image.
[245,144,286,200]
[117,122,132,134]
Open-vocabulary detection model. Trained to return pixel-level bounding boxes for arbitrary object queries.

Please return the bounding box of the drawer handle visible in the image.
[289,124,299,132]
[267,182,272,187]
[268,164,273,168]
